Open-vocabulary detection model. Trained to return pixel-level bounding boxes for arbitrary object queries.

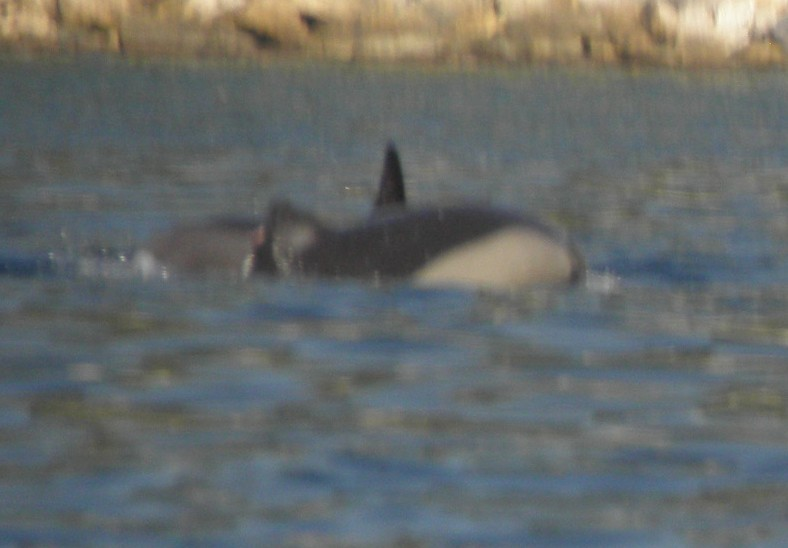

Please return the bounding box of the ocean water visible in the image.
[0,57,787,545]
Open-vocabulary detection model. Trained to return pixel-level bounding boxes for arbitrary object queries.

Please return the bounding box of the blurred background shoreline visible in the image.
[2,0,788,69]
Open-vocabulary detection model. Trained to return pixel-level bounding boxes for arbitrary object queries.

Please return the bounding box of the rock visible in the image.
[116,14,255,58]
[503,8,586,64]
[736,38,786,64]
[54,0,136,52]
[509,0,660,65]
[58,0,134,30]
[587,0,663,64]
[444,0,501,44]
[350,32,442,61]
[754,0,788,36]
[234,0,322,48]
[0,0,58,45]
[678,0,753,52]
[348,0,426,35]
[643,0,788,61]
[292,0,364,22]
[773,13,788,46]
[642,0,679,44]
[1,0,786,66]
[317,1,439,61]
[497,0,552,20]
[182,0,246,22]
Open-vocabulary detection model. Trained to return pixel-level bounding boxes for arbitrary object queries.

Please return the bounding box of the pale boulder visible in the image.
[0,0,58,43]
[774,11,788,44]
[58,0,133,29]
[644,0,788,53]
[496,0,553,19]
[234,0,314,47]
[182,0,247,22]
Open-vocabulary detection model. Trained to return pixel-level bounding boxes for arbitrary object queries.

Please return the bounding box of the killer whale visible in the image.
[0,144,583,288]
[252,145,583,289]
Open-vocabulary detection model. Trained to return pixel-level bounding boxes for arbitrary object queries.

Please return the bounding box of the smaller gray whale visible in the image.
[252,144,583,290]
[145,217,260,278]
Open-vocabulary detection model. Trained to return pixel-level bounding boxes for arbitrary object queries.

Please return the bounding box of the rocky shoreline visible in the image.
[2,0,787,68]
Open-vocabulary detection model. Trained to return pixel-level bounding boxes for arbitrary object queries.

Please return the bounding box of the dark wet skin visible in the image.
[149,143,583,286]
[251,144,583,285]
[252,202,583,283]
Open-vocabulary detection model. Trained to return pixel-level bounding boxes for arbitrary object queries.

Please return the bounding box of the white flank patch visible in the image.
[412,227,575,290]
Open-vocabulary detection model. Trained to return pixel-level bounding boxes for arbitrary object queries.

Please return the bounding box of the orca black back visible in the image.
[252,142,584,288]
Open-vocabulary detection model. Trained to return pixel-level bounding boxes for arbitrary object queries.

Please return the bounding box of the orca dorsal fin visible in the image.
[374,142,406,209]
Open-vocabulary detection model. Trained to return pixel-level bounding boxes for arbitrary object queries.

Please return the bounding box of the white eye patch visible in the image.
[272,222,317,275]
